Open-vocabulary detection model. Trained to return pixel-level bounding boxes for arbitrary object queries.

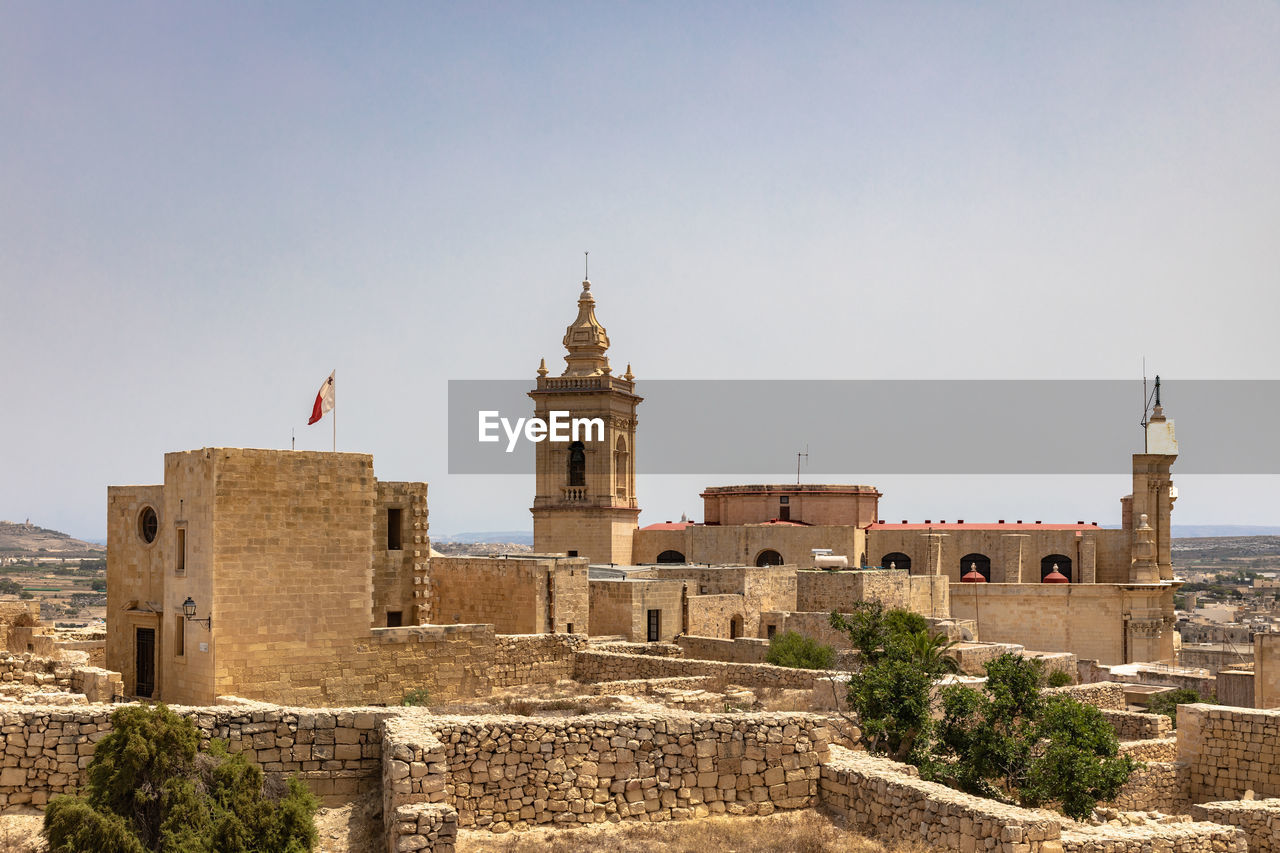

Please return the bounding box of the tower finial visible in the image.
[1154,375,1161,408]
[584,251,589,282]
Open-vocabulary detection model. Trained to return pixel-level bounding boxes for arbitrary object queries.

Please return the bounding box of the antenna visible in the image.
[1141,357,1149,429]
[796,445,809,484]
[584,251,589,280]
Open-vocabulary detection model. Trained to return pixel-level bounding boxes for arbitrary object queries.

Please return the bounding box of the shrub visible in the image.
[1046,669,1074,688]
[402,687,431,707]
[43,703,317,853]
[765,631,835,670]
[1146,687,1209,728]
[932,653,1135,820]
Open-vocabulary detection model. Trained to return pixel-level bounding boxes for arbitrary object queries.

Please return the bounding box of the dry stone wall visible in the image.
[381,714,455,853]
[1099,709,1172,741]
[1190,799,1280,853]
[429,712,832,831]
[491,634,584,688]
[573,650,827,690]
[1046,681,1126,710]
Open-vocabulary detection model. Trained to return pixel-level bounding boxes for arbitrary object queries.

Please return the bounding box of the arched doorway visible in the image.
[881,552,911,573]
[959,554,991,582]
[656,550,686,564]
[1041,555,1072,583]
[755,549,784,567]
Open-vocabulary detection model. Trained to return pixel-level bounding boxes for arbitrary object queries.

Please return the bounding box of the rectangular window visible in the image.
[647,609,661,642]
[566,623,575,635]
[767,624,777,640]
[567,550,578,557]
[779,505,791,521]
[174,614,185,657]
[386,611,403,628]
[779,496,789,504]
[175,527,186,575]
[387,508,402,550]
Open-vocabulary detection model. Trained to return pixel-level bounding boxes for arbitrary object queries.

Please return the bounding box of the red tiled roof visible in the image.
[868,522,1099,531]
[640,522,690,531]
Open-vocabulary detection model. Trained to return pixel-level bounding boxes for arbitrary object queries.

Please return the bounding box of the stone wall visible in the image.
[676,635,770,664]
[685,594,746,638]
[426,556,588,635]
[491,634,584,688]
[0,602,42,653]
[588,578,683,642]
[1179,703,1280,802]
[1110,761,1189,813]
[69,667,123,704]
[795,569,947,618]
[950,583,1177,666]
[0,703,390,808]
[1216,670,1255,709]
[1119,737,1178,761]
[1191,799,1280,852]
[573,650,828,690]
[430,713,832,830]
[820,745,1066,852]
[1045,681,1126,710]
[380,714,454,853]
[1100,708,1172,741]
[822,744,1240,852]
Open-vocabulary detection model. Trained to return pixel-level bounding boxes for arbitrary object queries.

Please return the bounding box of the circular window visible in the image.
[138,506,159,544]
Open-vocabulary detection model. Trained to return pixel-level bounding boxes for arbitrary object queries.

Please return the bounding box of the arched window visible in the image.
[567,441,586,487]
[614,436,628,499]
[881,552,911,573]
[656,550,686,564]
[960,553,991,581]
[730,615,743,639]
[1041,555,1073,583]
[755,549,784,567]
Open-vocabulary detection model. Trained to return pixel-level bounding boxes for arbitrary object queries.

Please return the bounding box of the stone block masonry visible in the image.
[1179,703,1280,803]
[381,714,455,853]
[573,650,829,690]
[1191,799,1280,853]
[429,712,833,830]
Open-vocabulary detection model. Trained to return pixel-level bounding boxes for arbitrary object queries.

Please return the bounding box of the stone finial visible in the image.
[1131,513,1159,581]
[537,358,549,378]
[623,363,634,381]
[561,279,612,377]
[889,562,896,571]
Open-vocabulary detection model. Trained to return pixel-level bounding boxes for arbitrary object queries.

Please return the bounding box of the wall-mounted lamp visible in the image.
[182,596,211,630]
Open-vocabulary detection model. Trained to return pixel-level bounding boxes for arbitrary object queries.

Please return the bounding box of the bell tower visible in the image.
[1126,379,1178,582]
[529,277,641,564]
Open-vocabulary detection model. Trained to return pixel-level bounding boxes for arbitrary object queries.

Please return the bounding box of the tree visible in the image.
[830,603,959,763]
[932,653,1135,820]
[44,704,317,853]
[1147,687,1211,728]
[765,630,835,670]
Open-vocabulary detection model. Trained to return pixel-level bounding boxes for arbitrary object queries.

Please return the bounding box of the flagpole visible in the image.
[332,370,337,453]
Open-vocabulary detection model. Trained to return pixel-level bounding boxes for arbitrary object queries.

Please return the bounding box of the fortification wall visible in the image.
[430,713,832,830]
[426,556,588,635]
[491,634,584,687]
[573,650,827,690]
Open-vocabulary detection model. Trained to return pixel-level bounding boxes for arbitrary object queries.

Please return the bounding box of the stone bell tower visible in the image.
[529,277,641,565]
[1124,379,1178,582]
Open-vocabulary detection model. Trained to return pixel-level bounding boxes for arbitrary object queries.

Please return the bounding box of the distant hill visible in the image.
[0,520,106,558]
[434,530,534,546]
[1172,525,1280,538]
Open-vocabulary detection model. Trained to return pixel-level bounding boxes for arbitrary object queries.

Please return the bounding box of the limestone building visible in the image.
[107,448,427,704]
[532,276,1182,665]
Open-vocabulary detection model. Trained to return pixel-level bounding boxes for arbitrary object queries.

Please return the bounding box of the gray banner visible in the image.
[448,379,1279,475]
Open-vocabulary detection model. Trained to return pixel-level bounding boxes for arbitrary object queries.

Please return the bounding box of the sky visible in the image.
[2,2,1278,541]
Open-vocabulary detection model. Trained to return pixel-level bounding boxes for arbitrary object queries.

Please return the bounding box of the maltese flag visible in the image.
[308,371,335,425]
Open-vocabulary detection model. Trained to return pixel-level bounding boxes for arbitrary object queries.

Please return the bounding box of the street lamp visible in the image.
[182,596,211,630]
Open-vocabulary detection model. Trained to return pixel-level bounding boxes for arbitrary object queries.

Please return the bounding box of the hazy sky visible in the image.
[3,2,1278,540]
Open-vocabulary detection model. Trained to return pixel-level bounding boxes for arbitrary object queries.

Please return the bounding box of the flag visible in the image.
[308,371,335,425]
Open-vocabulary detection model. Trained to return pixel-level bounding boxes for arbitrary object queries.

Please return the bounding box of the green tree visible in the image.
[1146,688,1210,728]
[932,654,1135,820]
[765,630,835,670]
[830,603,959,763]
[90,579,108,592]
[44,704,317,853]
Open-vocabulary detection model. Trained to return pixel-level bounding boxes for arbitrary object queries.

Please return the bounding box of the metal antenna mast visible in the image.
[796,445,808,484]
